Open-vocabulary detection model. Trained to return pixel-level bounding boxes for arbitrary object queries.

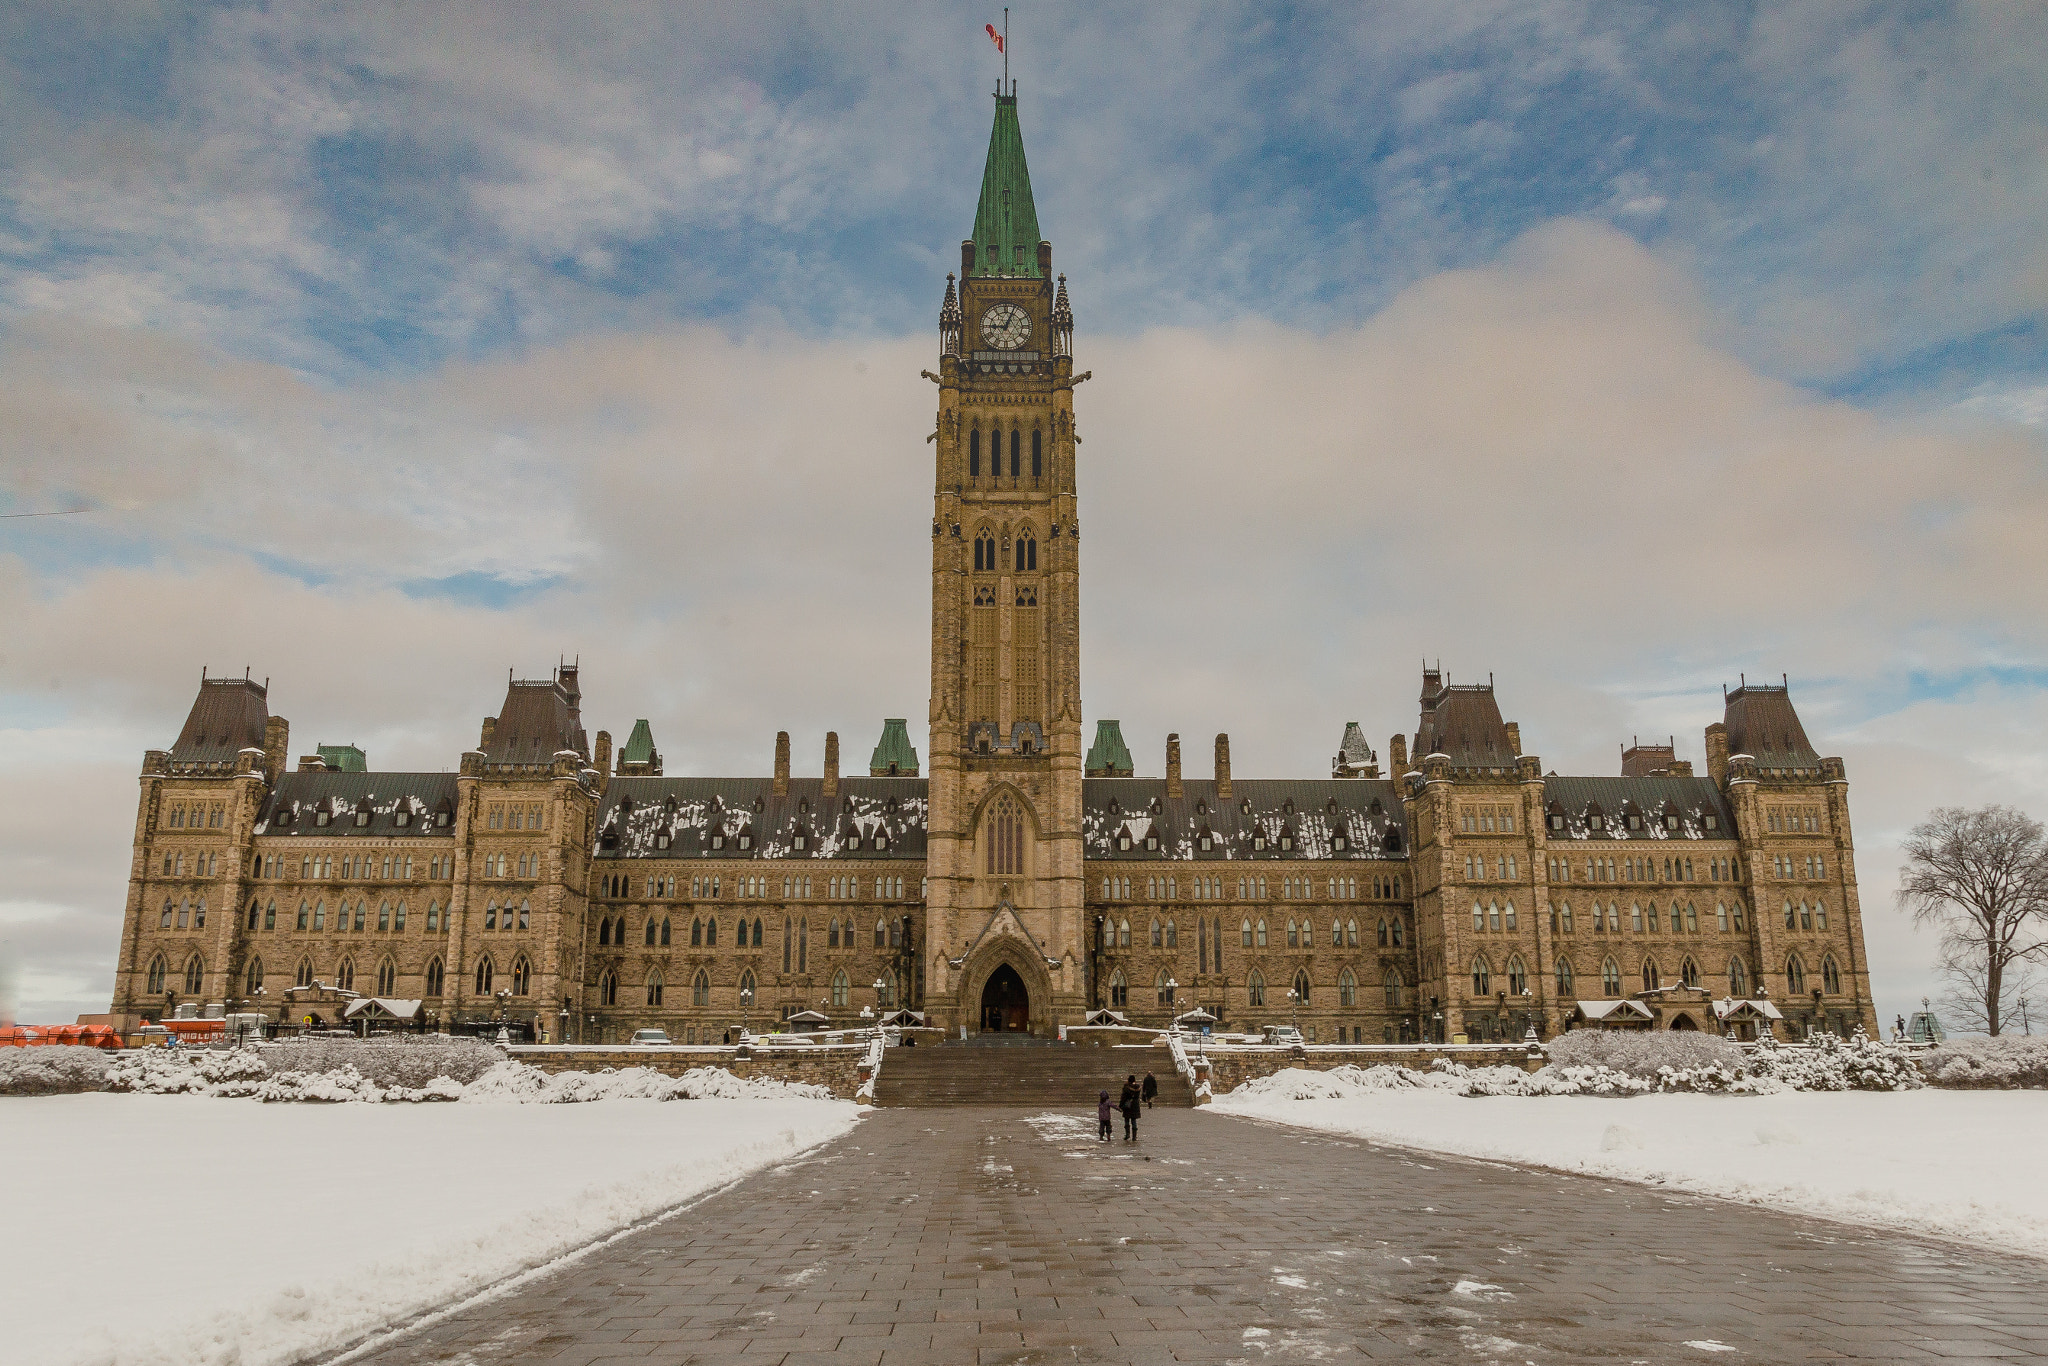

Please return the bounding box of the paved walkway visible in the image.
[349,1106,2048,1365]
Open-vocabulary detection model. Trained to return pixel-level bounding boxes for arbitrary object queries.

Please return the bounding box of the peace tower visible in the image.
[923,84,1089,1031]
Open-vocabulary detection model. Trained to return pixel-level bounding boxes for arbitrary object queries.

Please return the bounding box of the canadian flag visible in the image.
[985,23,1004,54]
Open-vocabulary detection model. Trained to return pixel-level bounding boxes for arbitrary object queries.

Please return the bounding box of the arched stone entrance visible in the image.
[1669,1012,1698,1030]
[981,963,1029,1033]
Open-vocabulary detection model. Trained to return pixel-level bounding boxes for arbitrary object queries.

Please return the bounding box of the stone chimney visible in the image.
[1704,722,1730,788]
[296,754,326,773]
[1165,733,1182,798]
[1504,722,1522,757]
[592,729,612,796]
[1390,734,1408,773]
[774,731,791,797]
[262,715,290,787]
[823,731,840,798]
[1214,733,1232,799]
[479,716,496,752]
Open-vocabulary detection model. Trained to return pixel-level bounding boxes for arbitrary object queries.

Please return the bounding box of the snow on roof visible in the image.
[342,998,424,1019]
[595,776,929,861]
[1575,999,1656,1021]
[1712,997,1785,1021]
[1080,778,1409,862]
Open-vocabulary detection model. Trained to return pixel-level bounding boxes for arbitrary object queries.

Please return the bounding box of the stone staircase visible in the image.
[874,1041,1194,1107]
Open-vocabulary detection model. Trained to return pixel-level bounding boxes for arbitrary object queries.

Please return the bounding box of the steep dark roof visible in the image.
[1722,683,1820,768]
[168,677,269,767]
[1413,671,1515,771]
[619,719,659,767]
[254,773,458,836]
[1333,722,1374,777]
[1086,720,1133,777]
[1540,777,1735,842]
[485,674,589,765]
[969,93,1043,278]
[594,777,928,862]
[1081,778,1409,861]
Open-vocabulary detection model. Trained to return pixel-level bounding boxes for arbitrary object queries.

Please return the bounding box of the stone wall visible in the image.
[510,1044,870,1100]
[1199,1044,1542,1096]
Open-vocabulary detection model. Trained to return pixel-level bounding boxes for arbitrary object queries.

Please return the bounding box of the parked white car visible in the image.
[1261,1025,1304,1047]
[628,1028,672,1045]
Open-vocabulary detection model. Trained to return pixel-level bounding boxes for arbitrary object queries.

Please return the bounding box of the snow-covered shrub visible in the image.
[1919,1036,2048,1089]
[1751,1032,1925,1091]
[0,1045,112,1095]
[458,1061,834,1103]
[1545,1030,1746,1078]
[106,1046,217,1094]
[264,1038,502,1089]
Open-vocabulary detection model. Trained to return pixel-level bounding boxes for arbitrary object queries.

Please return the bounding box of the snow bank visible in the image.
[0,1092,860,1366]
[94,1045,833,1104]
[1209,1085,2048,1259]
[1922,1035,2048,1089]
[0,1045,111,1095]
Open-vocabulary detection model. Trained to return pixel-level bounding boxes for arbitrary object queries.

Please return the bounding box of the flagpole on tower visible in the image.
[1004,8,1010,90]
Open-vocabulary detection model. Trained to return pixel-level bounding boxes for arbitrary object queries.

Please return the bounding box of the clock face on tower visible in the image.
[980,302,1031,350]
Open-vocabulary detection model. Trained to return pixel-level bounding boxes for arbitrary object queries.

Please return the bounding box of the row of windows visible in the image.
[1487,951,1846,1000]
[1772,854,1829,880]
[253,854,453,883]
[1465,854,1520,881]
[971,531,1039,573]
[966,427,1044,480]
[1460,805,1515,834]
[164,802,226,830]
[595,966,906,1011]
[160,851,221,878]
[1546,900,1751,935]
[1550,855,1713,884]
[1107,966,1371,1012]
[487,803,546,831]
[1100,915,1408,954]
[1099,874,1403,903]
[597,874,915,903]
[273,805,444,830]
[1768,806,1825,834]
[596,915,768,949]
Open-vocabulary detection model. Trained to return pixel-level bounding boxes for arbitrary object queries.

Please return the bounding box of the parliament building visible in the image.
[106,88,1880,1046]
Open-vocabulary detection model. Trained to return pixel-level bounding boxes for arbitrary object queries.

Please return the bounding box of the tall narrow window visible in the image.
[1010,428,1020,477]
[246,957,264,994]
[426,957,444,996]
[969,428,981,477]
[986,795,1025,875]
[376,959,396,995]
[692,970,710,1006]
[599,970,617,1006]
[1555,958,1574,995]
[146,954,166,995]
[646,971,664,1007]
[335,957,353,992]
[1015,533,1037,572]
[475,956,493,995]
[1031,428,1042,477]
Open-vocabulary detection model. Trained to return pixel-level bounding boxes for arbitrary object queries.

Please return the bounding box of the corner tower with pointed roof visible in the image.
[925,84,1087,1034]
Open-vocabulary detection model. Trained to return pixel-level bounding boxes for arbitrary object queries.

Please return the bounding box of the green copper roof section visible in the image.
[317,744,367,773]
[969,94,1043,278]
[620,719,658,766]
[1085,720,1133,777]
[869,719,920,776]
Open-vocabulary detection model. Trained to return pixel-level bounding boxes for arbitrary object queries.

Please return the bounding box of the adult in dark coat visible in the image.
[1141,1072,1158,1109]
[1119,1075,1142,1140]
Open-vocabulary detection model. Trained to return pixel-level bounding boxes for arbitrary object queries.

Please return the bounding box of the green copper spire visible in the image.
[969,93,1043,278]
[1085,720,1133,777]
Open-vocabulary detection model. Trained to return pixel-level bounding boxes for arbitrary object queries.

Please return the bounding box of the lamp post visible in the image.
[1286,986,1301,1035]
[739,984,755,1042]
[558,999,570,1046]
[494,987,511,1045]
[1166,976,1178,1021]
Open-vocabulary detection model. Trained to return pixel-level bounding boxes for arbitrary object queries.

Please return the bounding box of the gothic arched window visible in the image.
[599,969,617,1006]
[1383,967,1402,1009]
[1555,957,1574,996]
[1507,955,1527,997]
[474,956,494,996]
[246,956,264,994]
[1248,971,1265,1007]
[646,970,664,1007]
[512,955,531,996]
[1031,428,1042,477]
[1822,954,1841,995]
[426,957,445,997]
[986,795,1025,875]
[146,954,166,995]
[1015,532,1036,572]
[296,957,314,989]
[1470,957,1489,997]
[1641,958,1661,992]
[1109,969,1127,1009]
[692,970,710,1006]
[1338,969,1356,1007]
[334,957,353,993]
[974,531,996,572]
[1681,957,1700,989]
[1602,956,1621,996]
[376,958,396,996]
[1729,956,1748,996]
[832,970,849,1008]
[1786,954,1806,995]
[969,428,981,477]
[1010,428,1020,477]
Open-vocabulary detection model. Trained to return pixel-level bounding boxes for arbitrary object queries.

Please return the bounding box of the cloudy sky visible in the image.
[4,1,2046,1030]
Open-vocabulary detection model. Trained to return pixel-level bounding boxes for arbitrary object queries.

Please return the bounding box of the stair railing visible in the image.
[855,1030,886,1103]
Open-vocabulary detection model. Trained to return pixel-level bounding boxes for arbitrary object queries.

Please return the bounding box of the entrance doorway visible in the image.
[980,964,1029,1033]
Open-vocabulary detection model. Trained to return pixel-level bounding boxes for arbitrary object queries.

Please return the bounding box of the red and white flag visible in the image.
[985,23,1004,54]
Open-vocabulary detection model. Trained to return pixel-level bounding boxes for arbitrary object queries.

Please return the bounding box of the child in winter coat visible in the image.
[1097,1089,1113,1141]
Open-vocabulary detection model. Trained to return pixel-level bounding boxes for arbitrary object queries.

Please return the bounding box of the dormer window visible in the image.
[1588,812,1604,831]
[1279,832,1294,851]
[794,833,808,851]
[737,832,753,851]
[315,810,331,827]
[355,810,372,828]
[435,810,451,828]
[654,831,671,850]
[1664,813,1679,831]
[1333,833,1348,852]
[277,808,294,827]
[393,810,411,828]
[1144,833,1159,851]
[1627,814,1643,831]
[1704,813,1720,831]
[1253,834,1267,852]
[1199,832,1213,852]
[1548,814,1565,831]
[874,834,888,851]
[1117,833,1132,851]
[710,833,725,850]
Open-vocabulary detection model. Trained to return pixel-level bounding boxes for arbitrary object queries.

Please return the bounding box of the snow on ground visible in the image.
[1,1092,859,1366]
[1209,1082,2048,1259]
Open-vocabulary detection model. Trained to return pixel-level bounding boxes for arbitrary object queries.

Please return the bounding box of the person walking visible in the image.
[1097,1089,1113,1142]
[1119,1074,1142,1141]
[1141,1072,1158,1109]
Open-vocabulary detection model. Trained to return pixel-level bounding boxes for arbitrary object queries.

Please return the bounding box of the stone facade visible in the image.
[102,91,1881,1048]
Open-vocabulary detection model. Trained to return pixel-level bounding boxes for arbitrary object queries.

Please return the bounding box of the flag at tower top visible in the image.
[969,93,1041,278]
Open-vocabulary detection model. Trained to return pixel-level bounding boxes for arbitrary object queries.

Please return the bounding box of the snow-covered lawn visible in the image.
[1209,1085,2048,1259]
[1,1092,860,1366]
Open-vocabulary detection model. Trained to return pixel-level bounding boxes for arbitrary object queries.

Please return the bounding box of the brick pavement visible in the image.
[343,1106,2048,1365]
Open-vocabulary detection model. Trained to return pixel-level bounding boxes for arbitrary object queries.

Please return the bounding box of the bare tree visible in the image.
[1896,806,2048,1035]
